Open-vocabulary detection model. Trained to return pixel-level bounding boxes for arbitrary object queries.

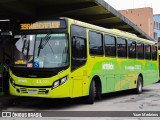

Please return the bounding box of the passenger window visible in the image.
[152,46,157,60]
[89,31,103,56]
[137,43,144,59]
[145,44,151,60]
[104,35,116,57]
[117,38,127,58]
[128,40,136,58]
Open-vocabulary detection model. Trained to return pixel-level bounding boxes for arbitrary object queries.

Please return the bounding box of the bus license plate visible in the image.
[28,90,38,94]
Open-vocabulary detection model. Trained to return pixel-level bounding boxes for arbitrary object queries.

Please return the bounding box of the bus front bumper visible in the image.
[9,81,71,98]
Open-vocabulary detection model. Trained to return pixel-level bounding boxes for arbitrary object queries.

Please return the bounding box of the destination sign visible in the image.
[20,20,66,30]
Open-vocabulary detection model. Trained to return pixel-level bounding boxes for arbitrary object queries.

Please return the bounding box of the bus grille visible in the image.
[20,88,27,93]
[19,88,49,94]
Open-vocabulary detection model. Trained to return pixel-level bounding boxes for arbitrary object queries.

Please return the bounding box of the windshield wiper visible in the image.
[22,40,26,53]
[21,36,30,59]
[37,33,51,57]
[26,40,30,59]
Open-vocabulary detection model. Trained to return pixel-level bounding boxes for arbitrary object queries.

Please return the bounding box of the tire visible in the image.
[95,84,101,100]
[85,80,95,104]
[134,76,143,94]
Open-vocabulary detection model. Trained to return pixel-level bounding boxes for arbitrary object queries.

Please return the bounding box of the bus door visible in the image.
[71,25,87,97]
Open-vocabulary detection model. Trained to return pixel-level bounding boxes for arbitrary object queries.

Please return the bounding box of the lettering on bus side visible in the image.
[125,65,141,71]
[102,63,114,70]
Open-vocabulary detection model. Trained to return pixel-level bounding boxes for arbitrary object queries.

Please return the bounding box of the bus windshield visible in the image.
[13,33,69,68]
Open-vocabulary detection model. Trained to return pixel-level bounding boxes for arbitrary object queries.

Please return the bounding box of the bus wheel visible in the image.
[134,76,143,94]
[95,80,101,100]
[86,80,95,104]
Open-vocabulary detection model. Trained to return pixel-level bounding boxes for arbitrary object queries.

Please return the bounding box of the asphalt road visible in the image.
[1,82,160,120]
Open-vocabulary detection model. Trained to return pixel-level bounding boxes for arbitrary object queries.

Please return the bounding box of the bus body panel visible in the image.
[9,18,159,99]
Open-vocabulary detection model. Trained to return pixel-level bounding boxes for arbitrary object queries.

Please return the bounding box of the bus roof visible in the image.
[67,17,157,45]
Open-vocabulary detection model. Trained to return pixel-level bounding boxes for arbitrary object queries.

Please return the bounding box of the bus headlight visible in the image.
[60,76,68,84]
[53,81,60,89]
[10,77,15,88]
[52,76,68,89]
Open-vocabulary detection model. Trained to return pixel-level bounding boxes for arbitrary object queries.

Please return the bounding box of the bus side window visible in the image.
[128,40,136,59]
[89,31,103,56]
[145,44,151,60]
[152,46,157,60]
[137,43,144,59]
[104,34,116,57]
[117,37,127,58]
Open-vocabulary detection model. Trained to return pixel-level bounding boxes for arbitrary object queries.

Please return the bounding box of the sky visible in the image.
[105,0,160,15]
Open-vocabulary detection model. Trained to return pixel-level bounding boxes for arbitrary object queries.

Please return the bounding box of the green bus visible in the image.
[9,18,159,104]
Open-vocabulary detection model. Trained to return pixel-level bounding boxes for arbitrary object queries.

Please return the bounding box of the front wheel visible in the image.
[85,80,95,104]
[134,76,143,94]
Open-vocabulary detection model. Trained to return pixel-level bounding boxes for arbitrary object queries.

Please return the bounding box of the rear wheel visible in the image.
[134,76,143,94]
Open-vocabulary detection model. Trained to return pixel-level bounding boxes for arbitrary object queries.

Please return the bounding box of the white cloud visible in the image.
[105,0,160,14]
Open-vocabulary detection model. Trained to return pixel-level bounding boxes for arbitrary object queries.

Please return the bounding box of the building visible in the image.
[119,7,154,40]
[153,15,160,43]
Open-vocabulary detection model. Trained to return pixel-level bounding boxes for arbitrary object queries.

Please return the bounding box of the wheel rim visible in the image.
[138,80,142,92]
